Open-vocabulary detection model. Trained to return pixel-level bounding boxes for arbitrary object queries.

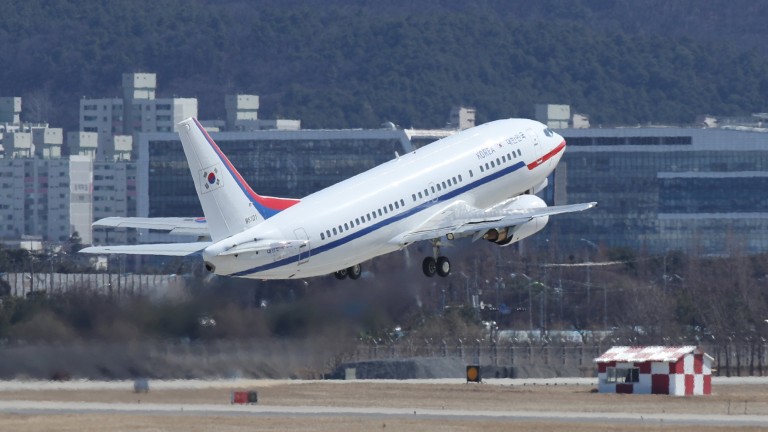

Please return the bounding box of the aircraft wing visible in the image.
[79,242,212,256]
[93,217,209,236]
[390,200,597,245]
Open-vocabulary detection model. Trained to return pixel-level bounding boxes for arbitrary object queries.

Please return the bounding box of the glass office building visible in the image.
[546,127,768,254]
[137,129,414,219]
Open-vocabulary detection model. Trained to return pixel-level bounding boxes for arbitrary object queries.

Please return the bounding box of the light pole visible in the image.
[510,273,533,332]
[26,250,36,293]
[580,238,596,306]
[580,238,606,328]
[459,272,471,305]
[494,276,506,325]
[509,273,549,333]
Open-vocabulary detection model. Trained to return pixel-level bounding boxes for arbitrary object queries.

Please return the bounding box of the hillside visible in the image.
[0,0,767,130]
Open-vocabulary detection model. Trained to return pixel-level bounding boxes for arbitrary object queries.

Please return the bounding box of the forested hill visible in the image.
[1,0,768,130]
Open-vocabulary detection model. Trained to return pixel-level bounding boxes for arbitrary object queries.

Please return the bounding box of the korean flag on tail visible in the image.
[200,164,223,194]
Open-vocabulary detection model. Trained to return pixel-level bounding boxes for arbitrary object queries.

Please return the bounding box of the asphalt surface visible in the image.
[0,399,767,427]
[0,377,766,428]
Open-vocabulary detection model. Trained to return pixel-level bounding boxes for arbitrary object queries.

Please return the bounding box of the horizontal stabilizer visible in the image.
[79,242,212,256]
[93,217,209,236]
[218,239,308,257]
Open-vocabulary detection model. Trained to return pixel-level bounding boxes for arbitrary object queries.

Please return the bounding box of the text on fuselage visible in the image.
[476,132,526,160]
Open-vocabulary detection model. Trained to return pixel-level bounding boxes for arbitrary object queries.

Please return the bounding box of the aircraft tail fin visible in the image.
[176,118,299,242]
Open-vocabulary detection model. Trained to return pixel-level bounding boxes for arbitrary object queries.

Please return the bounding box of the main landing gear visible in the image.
[334,264,362,280]
[422,239,451,277]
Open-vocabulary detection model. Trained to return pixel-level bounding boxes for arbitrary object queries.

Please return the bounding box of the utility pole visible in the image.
[528,283,534,332]
[580,238,598,325]
[603,284,608,330]
[539,289,544,333]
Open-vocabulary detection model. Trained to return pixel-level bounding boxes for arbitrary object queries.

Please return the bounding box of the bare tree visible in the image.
[22,88,55,124]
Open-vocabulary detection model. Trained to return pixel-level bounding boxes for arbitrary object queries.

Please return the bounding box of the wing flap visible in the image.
[391,201,597,245]
[79,242,212,256]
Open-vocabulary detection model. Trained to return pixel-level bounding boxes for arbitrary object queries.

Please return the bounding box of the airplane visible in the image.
[81,117,596,280]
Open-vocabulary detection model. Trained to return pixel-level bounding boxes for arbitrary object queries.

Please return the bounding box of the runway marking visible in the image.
[0,400,766,427]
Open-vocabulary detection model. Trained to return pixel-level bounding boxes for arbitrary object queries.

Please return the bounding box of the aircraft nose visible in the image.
[553,131,565,149]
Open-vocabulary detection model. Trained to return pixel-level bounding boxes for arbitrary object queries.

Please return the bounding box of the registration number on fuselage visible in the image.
[245,213,259,224]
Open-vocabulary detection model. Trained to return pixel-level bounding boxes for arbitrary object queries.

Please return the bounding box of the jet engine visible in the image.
[483,195,549,247]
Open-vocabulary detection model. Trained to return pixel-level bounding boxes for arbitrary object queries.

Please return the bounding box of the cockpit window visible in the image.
[543,128,554,137]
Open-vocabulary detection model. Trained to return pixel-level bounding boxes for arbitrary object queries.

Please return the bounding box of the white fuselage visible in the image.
[203,119,565,279]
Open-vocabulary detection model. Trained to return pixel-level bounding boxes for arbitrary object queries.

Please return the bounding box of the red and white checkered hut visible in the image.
[595,346,713,396]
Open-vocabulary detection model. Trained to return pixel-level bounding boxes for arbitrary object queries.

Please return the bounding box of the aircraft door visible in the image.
[293,228,311,265]
[527,128,544,160]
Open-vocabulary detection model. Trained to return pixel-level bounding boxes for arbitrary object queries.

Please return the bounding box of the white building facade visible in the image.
[595,346,713,396]
[0,156,93,244]
[79,73,198,160]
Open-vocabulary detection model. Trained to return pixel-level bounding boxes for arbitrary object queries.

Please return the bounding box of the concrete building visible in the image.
[225,94,259,130]
[92,160,138,245]
[1,124,63,159]
[223,94,300,131]
[0,97,21,124]
[68,131,99,160]
[449,106,476,130]
[0,96,94,244]
[129,97,198,134]
[596,346,712,396]
[0,156,93,244]
[572,113,590,129]
[123,72,156,99]
[535,104,570,129]
[404,128,455,149]
[79,97,124,154]
[32,127,63,159]
[79,73,198,159]
[3,131,33,158]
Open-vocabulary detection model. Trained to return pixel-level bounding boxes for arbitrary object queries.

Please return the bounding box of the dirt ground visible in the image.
[0,380,767,431]
[2,414,763,432]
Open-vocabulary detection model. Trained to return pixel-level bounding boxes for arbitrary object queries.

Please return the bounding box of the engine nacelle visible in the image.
[483,195,549,247]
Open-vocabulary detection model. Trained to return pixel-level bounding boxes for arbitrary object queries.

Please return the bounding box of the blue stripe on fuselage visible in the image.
[230,161,527,277]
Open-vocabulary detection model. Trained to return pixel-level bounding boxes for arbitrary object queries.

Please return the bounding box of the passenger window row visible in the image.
[411,174,464,202]
[478,149,522,173]
[318,147,522,242]
[320,198,407,241]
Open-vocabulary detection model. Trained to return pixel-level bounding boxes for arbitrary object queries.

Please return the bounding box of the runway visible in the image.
[0,377,766,431]
[0,399,767,427]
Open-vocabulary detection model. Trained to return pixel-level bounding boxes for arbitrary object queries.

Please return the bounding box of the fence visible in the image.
[352,340,768,377]
[1,272,185,298]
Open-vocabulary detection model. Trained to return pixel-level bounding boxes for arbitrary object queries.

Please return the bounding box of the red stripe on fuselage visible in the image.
[527,140,566,170]
[192,118,300,211]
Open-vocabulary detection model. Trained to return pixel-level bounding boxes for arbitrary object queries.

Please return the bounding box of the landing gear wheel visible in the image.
[422,257,437,277]
[334,269,348,280]
[348,264,362,280]
[436,256,451,277]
